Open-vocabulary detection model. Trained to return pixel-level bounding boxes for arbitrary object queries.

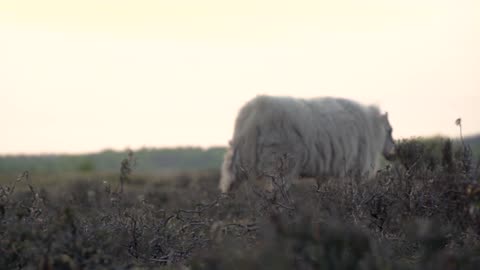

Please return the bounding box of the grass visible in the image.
[1,138,480,269]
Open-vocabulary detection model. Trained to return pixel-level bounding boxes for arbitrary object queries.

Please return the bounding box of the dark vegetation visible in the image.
[1,137,480,269]
[0,147,226,174]
[1,135,479,175]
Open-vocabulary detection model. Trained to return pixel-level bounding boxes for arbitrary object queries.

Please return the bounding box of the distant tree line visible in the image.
[0,135,479,175]
[0,147,227,174]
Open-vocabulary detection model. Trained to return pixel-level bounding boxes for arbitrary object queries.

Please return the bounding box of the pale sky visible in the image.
[1,0,479,154]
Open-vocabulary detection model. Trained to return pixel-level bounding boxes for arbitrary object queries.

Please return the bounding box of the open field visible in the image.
[1,138,480,269]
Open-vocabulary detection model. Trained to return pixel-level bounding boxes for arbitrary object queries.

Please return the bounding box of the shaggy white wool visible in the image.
[220,95,395,193]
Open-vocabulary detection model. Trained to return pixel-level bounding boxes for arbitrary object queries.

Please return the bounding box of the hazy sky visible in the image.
[1,0,479,154]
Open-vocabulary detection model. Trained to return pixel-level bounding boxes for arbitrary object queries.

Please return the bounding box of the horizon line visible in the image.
[1,133,478,157]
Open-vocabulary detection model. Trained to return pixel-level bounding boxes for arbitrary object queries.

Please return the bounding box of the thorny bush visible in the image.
[1,139,480,269]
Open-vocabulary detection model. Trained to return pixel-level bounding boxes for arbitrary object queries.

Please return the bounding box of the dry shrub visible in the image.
[1,138,480,269]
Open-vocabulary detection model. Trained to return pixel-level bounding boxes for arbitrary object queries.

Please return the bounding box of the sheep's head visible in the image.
[381,112,396,161]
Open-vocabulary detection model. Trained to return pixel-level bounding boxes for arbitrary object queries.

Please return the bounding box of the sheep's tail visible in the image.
[219,143,237,193]
[220,106,260,192]
[220,128,257,192]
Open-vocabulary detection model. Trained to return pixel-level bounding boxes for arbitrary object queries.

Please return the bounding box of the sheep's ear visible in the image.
[383,112,389,119]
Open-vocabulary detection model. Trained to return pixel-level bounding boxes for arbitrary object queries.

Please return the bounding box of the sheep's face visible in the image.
[381,113,396,161]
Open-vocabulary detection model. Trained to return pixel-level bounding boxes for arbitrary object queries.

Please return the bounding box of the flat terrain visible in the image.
[1,139,480,269]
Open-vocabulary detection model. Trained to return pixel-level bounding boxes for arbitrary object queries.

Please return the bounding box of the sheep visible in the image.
[220,95,396,192]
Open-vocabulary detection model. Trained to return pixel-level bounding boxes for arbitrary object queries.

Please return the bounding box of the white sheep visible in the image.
[220,95,396,192]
